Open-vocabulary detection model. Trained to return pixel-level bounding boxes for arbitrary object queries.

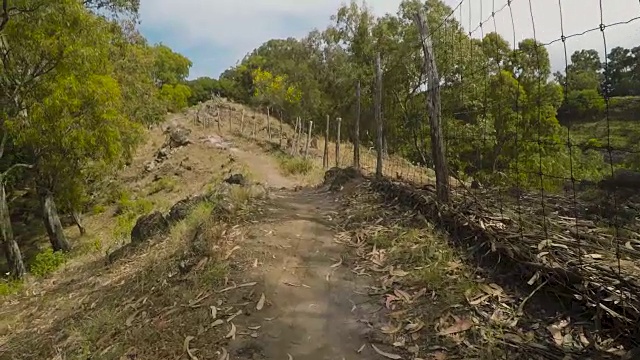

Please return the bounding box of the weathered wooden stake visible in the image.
[335,117,342,167]
[240,109,245,134]
[304,121,313,158]
[253,112,257,138]
[323,115,330,169]
[296,117,303,154]
[290,117,299,155]
[267,107,272,141]
[228,107,232,131]
[415,11,450,202]
[375,53,383,177]
[354,81,361,169]
[217,107,221,133]
[279,110,283,148]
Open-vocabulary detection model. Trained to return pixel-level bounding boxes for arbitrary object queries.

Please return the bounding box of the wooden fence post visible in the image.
[290,117,299,155]
[354,81,361,169]
[267,107,272,141]
[375,53,383,178]
[304,121,313,158]
[279,110,283,148]
[240,109,245,134]
[415,11,450,202]
[335,117,341,167]
[228,107,232,131]
[323,115,330,169]
[252,112,257,138]
[217,107,222,133]
[296,117,303,154]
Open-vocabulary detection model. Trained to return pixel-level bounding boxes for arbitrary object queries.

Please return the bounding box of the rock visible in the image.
[323,167,360,191]
[144,161,157,172]
[224,173,246,186]
[131,211,170,243]
[246,184,268,199]
[156,147,170,160]
[167,195,208,223]
[599,168,640,190]
[166,125,192,148]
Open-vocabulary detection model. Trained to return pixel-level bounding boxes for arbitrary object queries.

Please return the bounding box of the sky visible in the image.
[139,0,640,80]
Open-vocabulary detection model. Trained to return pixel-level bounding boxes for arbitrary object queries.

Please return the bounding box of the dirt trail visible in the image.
[232,148,296,189]
[220,146,386,359]
[230,188,384,359]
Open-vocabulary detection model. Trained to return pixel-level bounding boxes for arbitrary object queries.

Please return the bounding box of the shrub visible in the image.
[277,155,313,175]
[30,248,67,277]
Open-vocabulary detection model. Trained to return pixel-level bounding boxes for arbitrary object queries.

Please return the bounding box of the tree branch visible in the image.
[0,131,6,159]
[2,163,33,179]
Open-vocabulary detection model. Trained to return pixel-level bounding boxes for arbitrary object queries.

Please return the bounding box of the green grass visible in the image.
[147,176,178,195]
[276,154,314,175]
[29,248,67,277]
[0,278,23,296]
[569,119,640,150]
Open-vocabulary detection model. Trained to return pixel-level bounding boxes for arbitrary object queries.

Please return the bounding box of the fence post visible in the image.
[252,112,257,138]
[267,106,272,141]
[354,81,361,169]
[279,110,283,148]
[305,121,313,158]
[375,53,383,178]
[290,117,298,155]
[323,115,330,169]
[217,106,222,133]
[296,117,303,155]
[415,11,450,202]
[228,107,232,131]
[240,109,245,134]
[335,117,342,168]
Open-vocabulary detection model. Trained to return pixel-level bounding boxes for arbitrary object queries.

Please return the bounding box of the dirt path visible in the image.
[224,185,387,359]
[231,147,296,189]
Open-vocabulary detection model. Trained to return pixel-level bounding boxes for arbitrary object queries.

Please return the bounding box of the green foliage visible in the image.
[277,155,314,175]
[564,89,605,120]
[152,44,192,86]
[186,77,222,105]
[159,84,192,112]
[148,176,178,194]
[29,249,67,277]
[0,279,23,296]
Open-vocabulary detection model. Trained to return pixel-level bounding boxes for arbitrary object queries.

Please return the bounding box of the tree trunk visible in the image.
[38,187,71,252]
[415,11,450,202]
[304,121,313,158]
[354,82,361,169]
[375,53,384,178]
[0,180,26,279]
[72,210,86,236]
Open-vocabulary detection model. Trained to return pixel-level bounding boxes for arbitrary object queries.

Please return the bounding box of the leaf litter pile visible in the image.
[335,178,638,360]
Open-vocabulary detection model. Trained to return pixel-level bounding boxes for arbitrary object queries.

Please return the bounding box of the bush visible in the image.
[30,248,67,277]
[0,279,23,296]
[277,155,313,175]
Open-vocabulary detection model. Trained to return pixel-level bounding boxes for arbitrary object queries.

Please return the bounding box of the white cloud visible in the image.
[140,0,640,77]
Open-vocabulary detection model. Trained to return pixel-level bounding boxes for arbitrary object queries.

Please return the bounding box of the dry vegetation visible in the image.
[332,176,636,360]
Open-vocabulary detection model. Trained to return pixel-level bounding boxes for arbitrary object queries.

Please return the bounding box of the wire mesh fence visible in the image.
[251,0,640,356]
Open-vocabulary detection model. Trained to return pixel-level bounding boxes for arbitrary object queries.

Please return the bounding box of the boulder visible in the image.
[131,211,170,243]
[167,195,208,223]
[323,167,360,191]
[224,173,246,186]
[166,126,192,148]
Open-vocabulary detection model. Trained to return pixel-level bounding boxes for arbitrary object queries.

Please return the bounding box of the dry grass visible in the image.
[335,181,588,360]
[0,180,263,359]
